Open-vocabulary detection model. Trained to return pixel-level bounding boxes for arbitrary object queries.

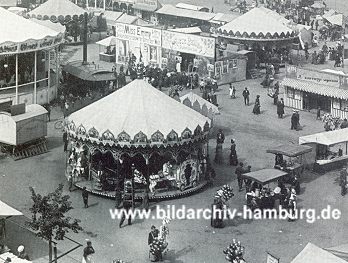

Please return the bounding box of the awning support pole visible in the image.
[15,54,18,104]
[34,50,37,104]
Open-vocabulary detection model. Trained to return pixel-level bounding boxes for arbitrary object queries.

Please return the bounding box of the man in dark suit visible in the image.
[119,193,132,228]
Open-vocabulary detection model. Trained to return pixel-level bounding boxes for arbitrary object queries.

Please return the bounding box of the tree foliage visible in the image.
[27,184,83,242]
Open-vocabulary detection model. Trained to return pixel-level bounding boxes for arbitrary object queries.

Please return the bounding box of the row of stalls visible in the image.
[282,65,348,118]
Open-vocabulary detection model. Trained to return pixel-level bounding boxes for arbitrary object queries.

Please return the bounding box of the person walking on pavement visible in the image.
[229,83,236,99]
[214,129,225,164]
[235,162,244,191]
[340,167,347,196]
[229,139,238,166]
[119,192,133,228]
[252,95,261,114]
[242,87,250,105]
[277,98,285,118]
[82,187,89,208]
[291,110,298,130]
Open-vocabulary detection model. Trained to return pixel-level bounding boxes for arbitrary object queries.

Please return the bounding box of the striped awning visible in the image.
[282,78,348,100]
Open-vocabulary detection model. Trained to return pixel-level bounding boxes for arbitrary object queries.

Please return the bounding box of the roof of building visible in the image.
[169,26,202,34]
[299,129,348,146]
[175,3,207,11]
[116,13,138,24]
[282,78,348,100]
[217,7,296,40]
[0,0,16,7]
[210,12,240,24]
[156,4,216,21]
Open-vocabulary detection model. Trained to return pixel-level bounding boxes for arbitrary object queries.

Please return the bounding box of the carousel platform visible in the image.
[74,180,208,202]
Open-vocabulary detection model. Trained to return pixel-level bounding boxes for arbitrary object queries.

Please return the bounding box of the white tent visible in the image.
[67,79,211,140]
[291,243,347,263]
[325,14,344,27]
[0,200,23,218]
[180,92,219,119]
[0,7,62,47]
[28,0,86,19]
[299,129,348,146]
[96,36,116,46]
[30,18,66,33]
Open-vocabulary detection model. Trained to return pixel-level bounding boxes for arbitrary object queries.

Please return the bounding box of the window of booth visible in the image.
[0,55,16,89]
[287,87,295,99]
[229,59,237,69]
[333,99,348,111]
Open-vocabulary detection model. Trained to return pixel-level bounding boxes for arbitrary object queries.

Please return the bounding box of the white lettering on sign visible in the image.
[296,68,341,88]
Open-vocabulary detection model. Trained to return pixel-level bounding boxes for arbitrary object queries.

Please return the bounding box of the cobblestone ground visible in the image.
[1,32,348,263]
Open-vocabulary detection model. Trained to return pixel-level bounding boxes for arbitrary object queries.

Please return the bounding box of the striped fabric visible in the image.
[282,78,348,100]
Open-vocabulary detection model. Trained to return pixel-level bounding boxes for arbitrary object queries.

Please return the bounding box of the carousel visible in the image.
[65,76,211,200]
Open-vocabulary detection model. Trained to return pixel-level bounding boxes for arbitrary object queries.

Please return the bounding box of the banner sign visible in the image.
[115,23,161,46]
[0,33,64,55]
[296,68,341,88]
[162,30,215,58]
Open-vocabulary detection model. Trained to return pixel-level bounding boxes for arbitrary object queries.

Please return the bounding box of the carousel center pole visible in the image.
[82,12,88,65]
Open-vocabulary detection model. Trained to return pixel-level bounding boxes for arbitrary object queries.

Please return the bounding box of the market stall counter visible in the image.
[267,144,312,181]
[299,129,348,173]
[241,169,289,210]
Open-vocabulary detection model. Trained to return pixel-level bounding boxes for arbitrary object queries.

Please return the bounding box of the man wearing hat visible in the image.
[235,162,244,191]
[17,245,29,260]
[291,110,298,130]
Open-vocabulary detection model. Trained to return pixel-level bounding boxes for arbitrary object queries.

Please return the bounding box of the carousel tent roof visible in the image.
[299,129,348,146]
[0,7,62,45]
[96,36,116,46]
[217,7,295,39]
[325,14,344,26]
[210,12,240,24]
[180,92,219,118]
[291,243,347,263]
[28,0,86,18]
[327,243,348,261]
[0,200,23,217]
[0,0,16,7]
[68,79,210,141]
[30,18,66,33]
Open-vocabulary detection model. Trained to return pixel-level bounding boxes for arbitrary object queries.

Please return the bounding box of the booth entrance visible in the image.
[181,53,195,72]
[304,92,331,112]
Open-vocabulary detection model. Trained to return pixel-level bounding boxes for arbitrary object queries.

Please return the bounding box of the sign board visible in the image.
[0,34,64,55]
[162,30,215,58]
[296,68,341,88]
[115,23,161,46]
[16,116,47,145]
[266,252,279,263]
[135,0,158,7]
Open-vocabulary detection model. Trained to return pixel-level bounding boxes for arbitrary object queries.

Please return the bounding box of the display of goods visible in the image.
[223,239,245,262]
[215,185,234,201]
[149,238,167,255]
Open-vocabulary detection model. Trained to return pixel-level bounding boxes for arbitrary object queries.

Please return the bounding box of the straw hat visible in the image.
[274,187,281,194]
[17,245,24,253]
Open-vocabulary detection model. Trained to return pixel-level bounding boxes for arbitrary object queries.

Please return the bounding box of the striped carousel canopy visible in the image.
[217,7,297,41]
[28,0,87,21]
[67,79,211,147]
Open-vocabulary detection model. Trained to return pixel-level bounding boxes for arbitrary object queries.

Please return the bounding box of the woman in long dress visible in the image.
[252,95,261,115]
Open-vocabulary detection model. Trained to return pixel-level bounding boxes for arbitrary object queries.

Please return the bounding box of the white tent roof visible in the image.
[180,92,219,118]
[0,7,61,45]
[175,3,207,11]
[96,36,116,46]
[218,7,294,37]
[0,200,23,217]
[325,14,344,26]
[30,18,66,33]
[291,243,347,263]
[321,69,348,77]
[169,27,202,34]
[29,0,86,17]
[68,79,210,140]
[299,129,348,146]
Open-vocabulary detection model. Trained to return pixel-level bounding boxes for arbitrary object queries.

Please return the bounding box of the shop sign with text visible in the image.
[162,31,215,58]
[115,23,161,46]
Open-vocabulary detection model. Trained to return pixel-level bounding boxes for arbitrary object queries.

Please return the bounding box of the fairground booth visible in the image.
[0,7,64,106]
[282,65,348,117]
[299,129,348,172]
[214,7,298,67]
[96,36,116,62]
[65,78,211,199]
